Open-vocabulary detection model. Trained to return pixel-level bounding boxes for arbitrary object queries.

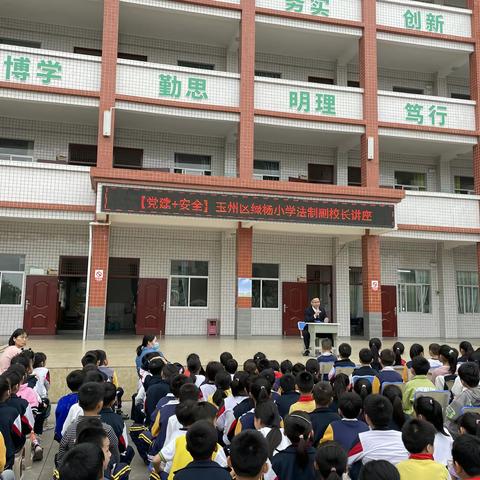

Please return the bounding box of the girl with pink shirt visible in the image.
[0,329,28,373]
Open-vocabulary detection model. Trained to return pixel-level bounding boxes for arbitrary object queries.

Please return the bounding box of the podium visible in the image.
[305,322,340,356]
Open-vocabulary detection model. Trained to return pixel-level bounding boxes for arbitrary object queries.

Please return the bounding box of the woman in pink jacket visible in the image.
[0,328,28,373]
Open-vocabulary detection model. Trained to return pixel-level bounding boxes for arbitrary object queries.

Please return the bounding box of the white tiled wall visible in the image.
[115,128,230,176]
[251,232,333,335]
[109,226,222,335]
[0,221,89,335]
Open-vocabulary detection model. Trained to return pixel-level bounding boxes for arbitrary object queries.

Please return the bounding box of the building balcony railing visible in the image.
[378,90,476,131]
[0,45,101,92]
[254,77,364,121]
[255,0,362,22]
[116,60,240,108]
[377,0,472,38]
[395,190,480,230]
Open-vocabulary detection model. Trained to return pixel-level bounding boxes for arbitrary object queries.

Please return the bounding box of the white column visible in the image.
[437,243,458,338]
[439,154,452,193]
[333,237,350,336]
[220,231,236,335]
[336,150,349,186]
[435,74,448,97]
[224,132,237,177]
[336,63,348,87]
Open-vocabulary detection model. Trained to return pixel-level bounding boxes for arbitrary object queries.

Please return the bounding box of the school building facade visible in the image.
[0,0,479,340]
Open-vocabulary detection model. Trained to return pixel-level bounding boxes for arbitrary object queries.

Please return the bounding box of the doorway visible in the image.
[57,257,88,331]
[105,258,139,334]
[306,265,332,319]
[350,267,364,337]
[381,285,398,337]
[24,275,58,335]
[282,282,308,336]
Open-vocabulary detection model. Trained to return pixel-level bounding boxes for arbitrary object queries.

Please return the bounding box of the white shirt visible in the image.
[219,395,249,445]
[199,383,216,401]
[434,431,453,466]
[33,367,50,398]
[61,403,83,435]
[164,414,183,449]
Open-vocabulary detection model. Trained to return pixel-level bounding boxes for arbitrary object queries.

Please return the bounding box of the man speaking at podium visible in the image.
[303,297,328,356]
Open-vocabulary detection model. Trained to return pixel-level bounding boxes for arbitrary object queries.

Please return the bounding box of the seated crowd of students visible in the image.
[2,331,480,480]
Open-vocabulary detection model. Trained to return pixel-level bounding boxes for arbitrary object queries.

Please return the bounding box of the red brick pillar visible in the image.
[359,0,382,337]
[96,0,119,169]
[359,0,379,188]
[237,0,255,179]
[362,232,382,338]
[235,224,252,336]
[86,223,110,339]
[468,0,480,276]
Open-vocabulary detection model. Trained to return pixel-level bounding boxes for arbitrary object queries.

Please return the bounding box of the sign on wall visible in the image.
[101,186,395,228]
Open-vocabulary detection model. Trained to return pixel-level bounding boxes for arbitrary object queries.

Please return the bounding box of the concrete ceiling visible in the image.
[377,39,469,78]
[379,134,473,156]
[115,109,236,137]
[119,3,239,47]
[255,124,360,148]
[1,0,103,30]
[0,97,98,125]
[255,23,359,61]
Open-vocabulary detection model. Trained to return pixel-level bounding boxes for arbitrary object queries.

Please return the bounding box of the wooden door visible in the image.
[282,282,309,336]
[24,276,58,335]
[136,278,167,335]
[381,285,398,337]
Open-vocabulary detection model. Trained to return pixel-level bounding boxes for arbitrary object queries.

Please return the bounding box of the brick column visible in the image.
[86,223,110,339]
[96,0,119,169]
[235,224,252,337]
[362,232,382,338]
[359,0,379,188]
[468,0,480,277]
[360,0,382,337]
[237,0,255,179]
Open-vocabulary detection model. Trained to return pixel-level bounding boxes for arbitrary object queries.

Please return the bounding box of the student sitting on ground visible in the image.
[358,460,400,480]
[348,394,408,470]
[58,382,119,465]
[271,411,316,480]
[414,396,452,466]
[446,362,480,436]
[33,352,50,400]
[328,343,356,380]
[396,418,449,480]
[451,434,480,480]
[352,348,379,378]
[309,382,341,447]
[228,430,269,480]
[0,375,24,470]
[457,412,480,436]
[185,354,205,388]
[314,441,348,480]
[393,342,406,366]
[55,370,84,442]
[382,384,407,431]
[173,420,231,480]
[200,362,224,401]
[276,374,299,419]
[317,338,337,374]
[406,344,424,369]
[289,372,316,414]
[372,349,404,394]
[431,345,458,384]
[402,357,435,416]
[254,400,289,458]
[321,392,369,452]
[428,343,443,369]
[57,443,104,480]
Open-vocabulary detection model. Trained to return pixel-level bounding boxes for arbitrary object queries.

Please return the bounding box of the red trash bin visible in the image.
[207,319,219,336]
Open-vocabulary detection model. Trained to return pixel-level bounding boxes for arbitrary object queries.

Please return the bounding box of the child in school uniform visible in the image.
[328,343,356,381]
[372,349,404,394]
[55,370,84,442]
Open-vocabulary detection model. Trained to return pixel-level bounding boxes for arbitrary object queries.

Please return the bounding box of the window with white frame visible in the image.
[174,153,211,176]
[170,260,208,307]
[398,269,431,313]
[0,254,25,305]
[252,264,279,309]
[253,160,280,181]
[457,271,479,314]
